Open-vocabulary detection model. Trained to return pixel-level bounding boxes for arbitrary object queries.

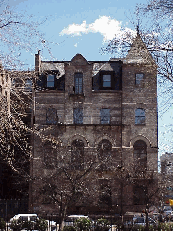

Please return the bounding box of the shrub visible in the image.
[94,218,111,231]
[63,226,76,231]
[0,218,6,230]
[35,218,48,231]
[75,217,92,231]
[10,219,23,231]
[22,221,35,231]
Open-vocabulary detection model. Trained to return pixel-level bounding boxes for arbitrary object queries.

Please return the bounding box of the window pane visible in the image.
[136,73,144,85]
[103,75,111,87]
[74,73,83,94]
[100,109,110,124]
[47,74,55,88]
[135,108,145,124]
[73,108,83,124]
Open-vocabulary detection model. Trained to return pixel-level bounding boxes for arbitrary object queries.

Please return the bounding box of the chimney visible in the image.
[35,50,41,73]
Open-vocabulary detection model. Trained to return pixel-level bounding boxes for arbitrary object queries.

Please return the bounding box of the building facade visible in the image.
[31,33,158,216]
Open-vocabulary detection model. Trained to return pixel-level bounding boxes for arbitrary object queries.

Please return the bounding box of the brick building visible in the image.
[31,33,158,216]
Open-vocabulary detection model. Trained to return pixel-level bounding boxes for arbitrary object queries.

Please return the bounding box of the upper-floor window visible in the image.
[135,108,145,125]
[47,74,55,88]
[46,108,57,124]
[25,79,32,91]
[135,73,144,85]
[74,72,83,94]
[100,109,110,124]
[103,75,111,88]
[73,108,83,124]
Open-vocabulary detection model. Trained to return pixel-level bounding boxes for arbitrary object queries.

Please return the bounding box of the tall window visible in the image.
[100,109,110,124]
[46,108,57,124]
[73,108,83,124]
[44,141,57,169]
[71,140,84,170]
[133,140,147,171]
[47,74,55,88]
[135,108,145,125]
[74,73,83,94]
[135,73,144,85]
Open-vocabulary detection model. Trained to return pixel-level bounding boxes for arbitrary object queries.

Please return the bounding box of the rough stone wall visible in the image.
[32,40,158,215]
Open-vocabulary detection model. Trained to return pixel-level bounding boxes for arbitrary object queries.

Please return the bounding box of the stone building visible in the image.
[31,33,158,216]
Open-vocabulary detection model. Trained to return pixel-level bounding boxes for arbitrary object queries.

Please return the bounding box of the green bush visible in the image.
[10,219,23,231]
[22,221,35,230]
[63,226,76,231]
[35,218,48,231]
[75,217,92,231]
[94,218,111,231]
[0,217,6,230]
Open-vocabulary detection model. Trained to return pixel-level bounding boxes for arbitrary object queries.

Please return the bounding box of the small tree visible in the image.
[75,218,92,231]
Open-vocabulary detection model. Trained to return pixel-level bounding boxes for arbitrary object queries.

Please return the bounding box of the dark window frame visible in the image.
[100,71,115,90]
[133,140,147,171]
[135,108,145,125]
[47,74,55,88]
[71,139,84,170]
[74,72,83,94]
[73,108,83,124]
[100,108,110,124]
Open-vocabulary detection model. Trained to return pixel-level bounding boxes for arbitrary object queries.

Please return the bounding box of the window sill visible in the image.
[92,90,122,93]
[135,124,146,126]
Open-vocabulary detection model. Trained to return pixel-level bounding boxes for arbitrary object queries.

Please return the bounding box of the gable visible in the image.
[124,34,156,66]
[71,53,89,65]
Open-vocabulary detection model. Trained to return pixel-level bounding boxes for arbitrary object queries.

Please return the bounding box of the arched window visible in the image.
[97,139,112,161]
[135,108,145,125]
[71,139,84,170]
[133,140,147,170]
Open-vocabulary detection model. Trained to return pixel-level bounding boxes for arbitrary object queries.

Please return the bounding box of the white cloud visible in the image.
[60,16,135,42]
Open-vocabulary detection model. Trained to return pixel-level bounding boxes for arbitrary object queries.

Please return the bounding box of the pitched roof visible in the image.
[124,33,156,66]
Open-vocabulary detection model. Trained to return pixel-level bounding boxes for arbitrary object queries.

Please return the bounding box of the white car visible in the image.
[64,215,89,226]
[10,214,38,223]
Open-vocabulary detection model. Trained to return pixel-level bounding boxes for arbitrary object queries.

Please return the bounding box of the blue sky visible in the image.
[5,0,173,158]
[7,0,145,65]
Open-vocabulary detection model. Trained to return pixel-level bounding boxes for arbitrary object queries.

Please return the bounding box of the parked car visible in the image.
[163,205,172,217]
[133,216,156,227]
[64,215,89,226]
[10,214,38,223]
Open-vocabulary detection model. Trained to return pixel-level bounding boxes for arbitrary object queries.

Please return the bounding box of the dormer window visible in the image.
[74,72,83,94]
[103,75,111,88]
[47,74,55,88]
[99,71,116,90]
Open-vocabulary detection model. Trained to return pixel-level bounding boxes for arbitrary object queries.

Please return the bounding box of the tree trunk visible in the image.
[59,205,67,231]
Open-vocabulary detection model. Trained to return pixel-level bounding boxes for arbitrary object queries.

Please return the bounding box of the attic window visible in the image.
[103,75,111,87]
[47,74,55,88]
